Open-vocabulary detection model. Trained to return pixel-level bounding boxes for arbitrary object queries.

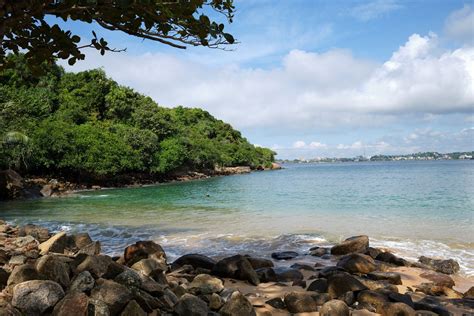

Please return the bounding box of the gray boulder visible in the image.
[331,235,369,255]
[12,280,64,314]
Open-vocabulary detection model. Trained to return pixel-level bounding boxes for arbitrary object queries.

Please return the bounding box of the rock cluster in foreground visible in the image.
[0,221,472,315]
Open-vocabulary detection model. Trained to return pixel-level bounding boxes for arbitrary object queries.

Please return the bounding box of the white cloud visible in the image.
[444,5,474,45]
[349,0,403,22]
[293,141,306,148]
[64,31,474,133]
[309,141,327,149]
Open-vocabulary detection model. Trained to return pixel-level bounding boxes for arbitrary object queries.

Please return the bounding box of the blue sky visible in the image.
[60,0,474,159]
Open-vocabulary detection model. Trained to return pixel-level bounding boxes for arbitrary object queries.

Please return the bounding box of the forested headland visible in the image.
[0,55,275,187]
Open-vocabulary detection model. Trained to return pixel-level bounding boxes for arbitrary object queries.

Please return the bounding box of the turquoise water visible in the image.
[1,160,473,276]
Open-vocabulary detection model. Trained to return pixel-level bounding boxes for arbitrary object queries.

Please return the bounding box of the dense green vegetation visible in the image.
[0,55,275,182]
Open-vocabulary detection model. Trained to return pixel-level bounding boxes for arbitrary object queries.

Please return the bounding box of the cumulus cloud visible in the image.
[64,31,474,132]
[444,5,474,45]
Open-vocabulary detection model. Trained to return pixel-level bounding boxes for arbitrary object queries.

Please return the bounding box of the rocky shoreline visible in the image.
[0,164,282,200]
[0,221,472,315]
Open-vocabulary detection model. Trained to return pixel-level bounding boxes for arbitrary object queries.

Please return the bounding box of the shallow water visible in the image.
[1,160,473,277]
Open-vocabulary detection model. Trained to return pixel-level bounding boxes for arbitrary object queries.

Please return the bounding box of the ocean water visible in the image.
[1,160,473,277]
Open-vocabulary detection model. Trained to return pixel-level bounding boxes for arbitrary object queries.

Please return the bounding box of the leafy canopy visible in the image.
[0,55,275,181]
[0,0,235,72]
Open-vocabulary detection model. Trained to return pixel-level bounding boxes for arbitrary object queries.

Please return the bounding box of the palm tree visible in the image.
[1,131,31,170]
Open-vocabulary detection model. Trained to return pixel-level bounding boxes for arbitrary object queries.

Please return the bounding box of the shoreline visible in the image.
[0,221,472,315]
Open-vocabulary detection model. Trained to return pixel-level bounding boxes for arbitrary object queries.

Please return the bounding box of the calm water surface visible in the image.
[1,160,473,276]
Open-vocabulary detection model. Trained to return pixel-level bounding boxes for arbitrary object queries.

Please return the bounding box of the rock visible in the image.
[19,224,50,242]
[36,254,70,287]
[414,283,462,298]
[319,266,347,278]
[464,286,474,298]
[172,254,216,270]
[74,254,124,279]
[376,252,408,266]
[188,274,224,295]
[319,299,350,316]
[208,293,223,310]
[0,169,23,199]
[337,253,377,274]
[220,291,256,316]
[130,287,161,312]
[338,291,355,306]
[70,271,95,293]
[8,255,26,266]
[307,278,328,293]
[331,235,369,255]
[310,246,329,257]
[273,267,304,282]
[174,293,208,316]
[0,249,10,264]
[418,256,460,275]
[388,293,414,308]
[123,241,166,267]
[7,264,43,286]
[87,298,110,316]
[365,247,383,259]
[245,256,274,269]
[255,267,277,283]
[380,302,416,316]
[73,233,93,249]
[52,292,89,316]
[13,235,38,249]
[90,279,133,315]
[39,231,67,255]
[77,241,101,256]
[0,268,9,289]
[327,273,367,298]
[131,258,166,278]
[367,272,402,285]
[12,280,64,314]
[290,263,315,271]
[120,300,146,316]
[420,271,454,288]
[284,292,320,313]
[211,255,259,285]
[265,297,286,309]
[114,269,142,289]
[40,184,53,197]
[271,251,298,260]
[357,290,390,313]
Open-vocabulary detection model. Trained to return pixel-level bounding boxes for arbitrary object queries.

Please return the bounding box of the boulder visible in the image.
[284,292,320,313]
[114,269,142,289]
[172,254,216,270]
[255,267,277,283]
[87,298,110,316]
[290,263,315,271]
[220,291,256,316]
[327,273,367,298]
[319,266,347,278]
[70,271,95,293]
[12,280,64,314]
[188,274,224,295]
[376,252,408,266]
[365,247,383,259]
[331,235,369,255]
[13,235,38,249]
[0,268,9,290]
[38,231,67,255]
[319,299,350,316]
[245,256,274,269]
[7,264,43,286]
[310,246,329,257]
[211,255,259,285]
[464,286,474,298]
[0,170,23,199]
[120,300,146,316]
[174,293,208,316]
[131,258,166,278]
[18,224,50,242]
[52,292,89,316]
[90,279,133,315]
[73,233,93,249]
[271,251,298,260]
[265,297,286,309]
[36,255,70,287]
[76,241,101,256]
[123,241,166,267]
[40,184,53,197]
[208,293,223,310]
[419,272,454,288]
[418,256,460,275]
[273,267,304,282]
[337,253,377,274]
[307,278,328,293]
[74,254,124,279]
[357,290,390,313]
[367,272,402,285]
[380,302,415,316]
[388,293,414,308]
[8,255,26,266]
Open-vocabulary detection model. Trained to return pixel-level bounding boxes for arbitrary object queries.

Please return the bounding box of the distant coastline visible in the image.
[278,151,474,164]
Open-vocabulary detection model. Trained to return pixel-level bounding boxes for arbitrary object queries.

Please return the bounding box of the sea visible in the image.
[1,160,473,278]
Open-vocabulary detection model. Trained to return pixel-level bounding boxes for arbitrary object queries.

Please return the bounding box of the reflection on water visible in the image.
[1,160,473,276]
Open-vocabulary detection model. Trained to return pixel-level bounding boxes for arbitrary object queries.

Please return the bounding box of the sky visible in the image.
[57,0,473,159]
